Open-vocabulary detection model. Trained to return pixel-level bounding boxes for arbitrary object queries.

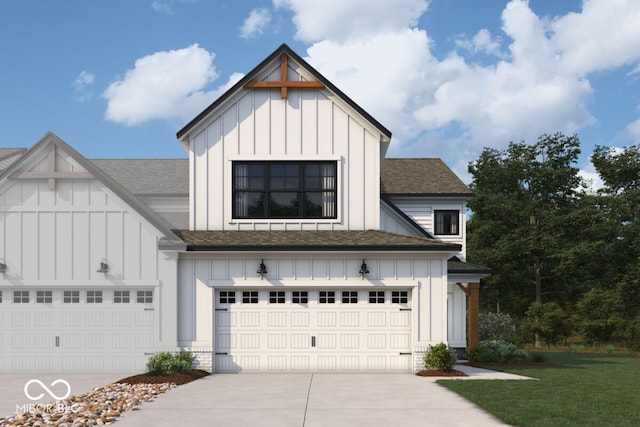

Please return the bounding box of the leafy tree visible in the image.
[467,133,587,316]
[591,144,640,322]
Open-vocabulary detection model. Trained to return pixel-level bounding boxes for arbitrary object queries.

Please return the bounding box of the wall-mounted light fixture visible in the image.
[0,258,6,274]
[359,259,369,280]
[257,259,268,280]
[97,258,109,274]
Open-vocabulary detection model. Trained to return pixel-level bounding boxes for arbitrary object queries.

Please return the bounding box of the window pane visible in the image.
[270,164,299,190]
[270,192,299,216]
[235,192,266,218]
[435,210,459,235]
[303,193,324,217]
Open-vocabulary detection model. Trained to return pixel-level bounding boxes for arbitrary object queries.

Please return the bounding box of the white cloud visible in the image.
[103,44,220,125]
[240,8,272,39]
[623,118,640,143]
[273,0,640,161]
[73,70,95,102]
[151,1,175,14]
[455,29,503,57]
[273,0,428,43]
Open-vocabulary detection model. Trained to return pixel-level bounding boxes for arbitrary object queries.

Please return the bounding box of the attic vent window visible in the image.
[233,161,336,219]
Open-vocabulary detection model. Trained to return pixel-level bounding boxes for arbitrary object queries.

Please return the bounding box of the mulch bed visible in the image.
[116,369,211,386]
[416,369,468,377]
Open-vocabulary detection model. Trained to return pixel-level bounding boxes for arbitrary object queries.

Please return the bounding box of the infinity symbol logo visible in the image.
[24,379,71,401]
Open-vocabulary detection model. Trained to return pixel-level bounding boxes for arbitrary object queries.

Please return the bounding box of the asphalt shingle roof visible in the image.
[173,230,461,252]
[381,158,472,196]
[447,256,492,274]
[90,159,188,195]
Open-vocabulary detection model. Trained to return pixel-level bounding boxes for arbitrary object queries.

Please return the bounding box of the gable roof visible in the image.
[173,230,461,252]
[0,132,185,250]
[90,159,188,196]
[0,148,27,171]
[381,158,473,197]
[176,43,392,143]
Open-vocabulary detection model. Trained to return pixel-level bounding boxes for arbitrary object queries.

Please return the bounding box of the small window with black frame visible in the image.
[434,210,459,235]
[341,291,358,303]
[292,291,308,304]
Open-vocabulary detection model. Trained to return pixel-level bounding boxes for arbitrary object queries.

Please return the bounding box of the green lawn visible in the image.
[439,352,640,427]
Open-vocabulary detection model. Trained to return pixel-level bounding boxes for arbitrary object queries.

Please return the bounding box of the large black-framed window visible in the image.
[233,161,337,219]
[434,210,459,235]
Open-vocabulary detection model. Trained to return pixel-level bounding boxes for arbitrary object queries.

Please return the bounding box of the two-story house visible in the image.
[0,44,488,374]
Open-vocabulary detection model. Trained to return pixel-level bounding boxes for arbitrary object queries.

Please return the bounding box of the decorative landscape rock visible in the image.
[0,382,175,426]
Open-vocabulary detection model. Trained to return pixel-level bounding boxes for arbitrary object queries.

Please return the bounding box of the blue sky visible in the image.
[1,0,639,185]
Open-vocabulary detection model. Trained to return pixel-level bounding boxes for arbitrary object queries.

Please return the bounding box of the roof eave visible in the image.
[183,244,462,252]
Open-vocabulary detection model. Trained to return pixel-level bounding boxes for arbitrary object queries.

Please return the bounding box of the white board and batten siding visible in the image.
[390,199,468,259]
[188,59,382,232]
[0,144,178,373]
[177,254,451,373]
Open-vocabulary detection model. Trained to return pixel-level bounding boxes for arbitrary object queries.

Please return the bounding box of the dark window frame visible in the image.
[137,290,153,304]
[292,291,308,304]
[269,291,285,304]
[114,290,130,304]
[87,290,103,304]
[232,161,337,219]
[14,290,29,303]
[369,291,385,304]
[63,290,80,304]
[392,291,408,304]
[36,290,53,304]
[219,291,236,304]
[341,291,358,304]
[434,210,460,235]
[242,291,259,304]
[319,291,335,304]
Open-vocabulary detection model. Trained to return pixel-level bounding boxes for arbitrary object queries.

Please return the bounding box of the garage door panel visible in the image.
[0,289,156,373]
[390,311,411,327]
[290,311,309,327]
[367,312,386,327]
[267,333,286,349]
[215,289,412,373]
[339,312,359,327]
[85,311,105,327]
[267,311,287,327]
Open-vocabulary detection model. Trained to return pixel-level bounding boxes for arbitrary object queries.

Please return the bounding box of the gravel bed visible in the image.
[0,382,175,426]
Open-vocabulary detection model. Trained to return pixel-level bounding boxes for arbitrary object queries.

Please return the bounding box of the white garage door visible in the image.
[214,288,412,373]
[0,288,156,373]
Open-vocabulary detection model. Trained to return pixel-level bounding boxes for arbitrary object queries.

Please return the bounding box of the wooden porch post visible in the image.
[468,282,480,349]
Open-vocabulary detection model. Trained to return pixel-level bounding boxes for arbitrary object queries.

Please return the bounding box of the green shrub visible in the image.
[424,343,457,371]
[479,312,516,341]
[146,351,193,375]
[467,340,527,364]
[573,288,622,344]
[520,302,571,345]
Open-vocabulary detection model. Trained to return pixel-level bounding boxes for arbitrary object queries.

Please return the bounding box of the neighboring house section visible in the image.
[0,44,489,374]
[0,133,184,373]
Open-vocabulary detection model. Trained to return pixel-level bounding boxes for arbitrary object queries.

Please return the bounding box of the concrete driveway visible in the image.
[0,367,524,427]
[116,372,513,427]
